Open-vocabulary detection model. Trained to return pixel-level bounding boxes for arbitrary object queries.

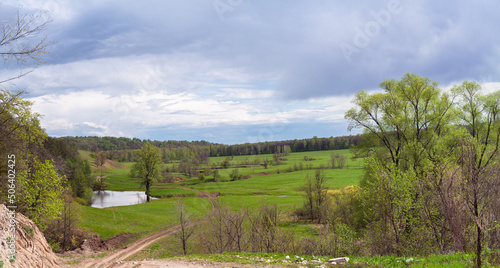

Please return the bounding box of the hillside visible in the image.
[0,204,59,268]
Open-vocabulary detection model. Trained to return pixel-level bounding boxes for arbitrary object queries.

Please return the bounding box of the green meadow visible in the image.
[78,197,211,239]
[76,149,500,267]
[79,149,363,237]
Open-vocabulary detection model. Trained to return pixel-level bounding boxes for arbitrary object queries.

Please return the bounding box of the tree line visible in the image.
[62,134,360,163]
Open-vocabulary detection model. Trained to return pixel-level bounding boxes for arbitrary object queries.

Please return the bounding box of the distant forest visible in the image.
[60,135,361,162]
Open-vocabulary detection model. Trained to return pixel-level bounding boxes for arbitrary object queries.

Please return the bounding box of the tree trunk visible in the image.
[475,198,482,268]
[476,224,482,268]
[146,180,151,202]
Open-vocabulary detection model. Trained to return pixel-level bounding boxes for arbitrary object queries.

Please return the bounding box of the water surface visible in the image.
[91,191,154,208]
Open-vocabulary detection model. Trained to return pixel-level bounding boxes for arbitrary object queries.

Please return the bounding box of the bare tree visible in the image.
[201,200,247,253]
[94,151,107,190]
[203,201,229,253]
[225,209,247,252]
[302,169,329,223]
[1,6,53,84]
[59,193,81,251]
[174,198,195,255]
[248,201,279,253]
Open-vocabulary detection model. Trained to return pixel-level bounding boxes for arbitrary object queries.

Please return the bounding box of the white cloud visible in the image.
[29,87,353,138]
[4,0,499,143]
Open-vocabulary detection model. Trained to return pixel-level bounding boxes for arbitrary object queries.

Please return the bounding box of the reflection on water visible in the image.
[91,191,154,208]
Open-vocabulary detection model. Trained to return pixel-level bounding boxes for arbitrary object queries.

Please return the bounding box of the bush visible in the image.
[91,180,110,191]
[229,169,242,181]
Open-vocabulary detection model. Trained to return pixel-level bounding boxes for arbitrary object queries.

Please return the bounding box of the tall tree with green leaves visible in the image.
[19,160,67,230]
[345,73,459,254]
[452,81,500,268]
[345,73,455,172]
[130,142,162,199]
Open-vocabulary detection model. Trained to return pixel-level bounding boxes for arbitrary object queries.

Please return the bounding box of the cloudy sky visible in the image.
[1,0,499,144]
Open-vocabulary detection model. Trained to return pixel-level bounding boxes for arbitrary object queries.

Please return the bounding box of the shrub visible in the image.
[229,169,242,181]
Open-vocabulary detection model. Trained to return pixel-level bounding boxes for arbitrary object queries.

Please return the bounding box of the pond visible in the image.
[91,191,155,208]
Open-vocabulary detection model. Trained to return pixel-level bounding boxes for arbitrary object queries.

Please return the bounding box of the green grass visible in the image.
[75,149,500,267]
[101,172,143,191]
[350,252,496,267]
[149,187,197,198]
[78,149,364,245]
[217,195,303,211]
[78,197,211,239]
[131,251,498,267]
[190,168,362,196]
[87,149,363,196]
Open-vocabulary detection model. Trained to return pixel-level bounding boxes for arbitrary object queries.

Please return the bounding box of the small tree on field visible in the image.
[212,169,221,181]
[131,142,162,200]
[174,198,196,255]
[94,151,107,189]
[229,169,242,181]
[273,151,281,165]
[331,153,347,169]
[302,169,329,223]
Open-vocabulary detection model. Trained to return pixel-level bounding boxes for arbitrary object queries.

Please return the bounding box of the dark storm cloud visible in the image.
[2,0,500,143]
[5,0,500,99]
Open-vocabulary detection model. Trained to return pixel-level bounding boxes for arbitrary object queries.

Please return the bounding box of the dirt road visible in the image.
[65,190,218,268]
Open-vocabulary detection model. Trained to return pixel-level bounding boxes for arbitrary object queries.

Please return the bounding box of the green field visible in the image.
[78,149,365,261]
[79,149,363,237]
[79,197,211,239]
[76,149,500,266]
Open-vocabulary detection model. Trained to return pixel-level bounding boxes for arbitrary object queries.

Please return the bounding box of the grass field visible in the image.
[75,149,500,266]
[77,149,365,260]
[79,149,362,237]
[78,197,211,239]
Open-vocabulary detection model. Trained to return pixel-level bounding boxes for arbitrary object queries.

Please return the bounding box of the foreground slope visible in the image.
[0,204,59,268]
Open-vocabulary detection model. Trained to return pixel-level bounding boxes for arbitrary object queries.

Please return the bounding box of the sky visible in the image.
[1,0,500,144]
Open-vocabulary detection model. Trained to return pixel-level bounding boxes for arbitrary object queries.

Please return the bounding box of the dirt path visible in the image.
[66,189,216,268]
[83,223,199,268]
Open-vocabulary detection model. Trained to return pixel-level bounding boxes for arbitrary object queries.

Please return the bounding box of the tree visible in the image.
[50,192,81,251]
[229,168,242,181]
[94,151,107,190]
[19,159,67,230]
[174,198,195,255]
[0,90,45,201]
[452,81,500,268]
[72,165,93,205]
[345,74,500,258]
[331,153,347,169]
[211,168,221,181]
[283,145,292,156]
[302,169,329,223]
[130,142,161,200]
[345,73,454,172]
[1,6,52,84]
[94,151,106,172]
[273,151,281,165]
[345,73,459,254]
